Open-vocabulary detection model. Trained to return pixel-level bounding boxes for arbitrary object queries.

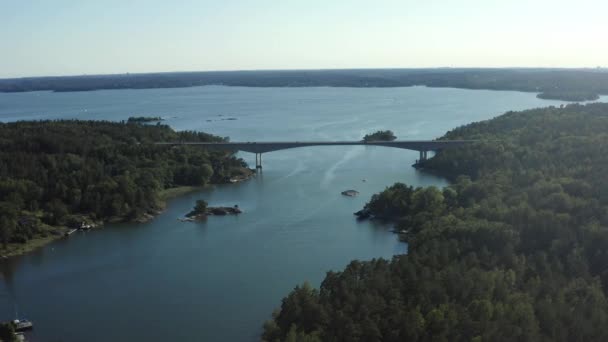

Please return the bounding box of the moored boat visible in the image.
[11,319,33,332]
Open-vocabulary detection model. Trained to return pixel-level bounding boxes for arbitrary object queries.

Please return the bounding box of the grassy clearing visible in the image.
[1,227,67,258]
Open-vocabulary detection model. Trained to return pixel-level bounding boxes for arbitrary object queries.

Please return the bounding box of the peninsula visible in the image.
[0,120,253,257]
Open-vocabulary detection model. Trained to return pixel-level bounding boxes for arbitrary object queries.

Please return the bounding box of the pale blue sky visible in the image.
[1,0,606,78]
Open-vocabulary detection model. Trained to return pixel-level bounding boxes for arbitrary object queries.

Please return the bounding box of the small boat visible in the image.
[12,319,33,332]
[65,228,78,236]
[341,190,360,197]
[77,221,94,230]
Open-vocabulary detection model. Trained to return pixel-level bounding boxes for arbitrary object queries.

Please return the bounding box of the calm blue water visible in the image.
[0,86,593,341]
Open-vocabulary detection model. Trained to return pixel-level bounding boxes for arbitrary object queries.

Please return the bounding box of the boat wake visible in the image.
[274,159,307,183]
[320,146,362,189]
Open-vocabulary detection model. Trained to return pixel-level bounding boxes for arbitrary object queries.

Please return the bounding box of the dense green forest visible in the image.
[263,102,608,341]
[0,323,16,342]
[0,120,250,254]
[362,130,396,142]
[1,69,608,101]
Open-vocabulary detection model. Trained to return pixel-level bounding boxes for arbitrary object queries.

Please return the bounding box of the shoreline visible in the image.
[2,68,607,103]
[1,233,67,259]
[0,171,255,259]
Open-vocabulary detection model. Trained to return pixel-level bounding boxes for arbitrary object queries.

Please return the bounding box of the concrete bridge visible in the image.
[157,140,474,169]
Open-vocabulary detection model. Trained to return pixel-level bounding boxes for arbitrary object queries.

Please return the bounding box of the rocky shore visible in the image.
[354,208,371,220]
[180,205,242,222]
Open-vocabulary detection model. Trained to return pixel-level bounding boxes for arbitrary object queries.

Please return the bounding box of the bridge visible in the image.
[157,140,474,169]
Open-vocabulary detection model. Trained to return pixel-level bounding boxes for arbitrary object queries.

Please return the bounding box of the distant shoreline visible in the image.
[1,68,607,102]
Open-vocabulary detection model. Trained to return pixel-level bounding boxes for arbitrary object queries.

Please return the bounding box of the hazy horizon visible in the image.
[3,66,608,81]
[2,0,607,78]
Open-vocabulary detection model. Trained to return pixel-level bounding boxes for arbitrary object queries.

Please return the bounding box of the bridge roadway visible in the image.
[156,140,474,169]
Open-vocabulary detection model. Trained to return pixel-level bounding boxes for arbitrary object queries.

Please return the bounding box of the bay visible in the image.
[0,86,588,341]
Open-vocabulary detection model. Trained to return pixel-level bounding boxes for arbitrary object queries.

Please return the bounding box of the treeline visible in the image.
[263,102,608,341]
[1,69,608,101]
[0,120,249,250]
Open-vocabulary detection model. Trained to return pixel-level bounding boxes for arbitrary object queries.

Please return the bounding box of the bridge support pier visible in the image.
[415,150,431,166]
[419,150,428,162]
[255,153,263,169]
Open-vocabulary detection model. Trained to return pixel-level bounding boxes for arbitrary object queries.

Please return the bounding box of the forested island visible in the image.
[0,120,252,257]
[126,116,164,123]
[1,68,608,102]
[263,102,608,341]
[362,130,396,142]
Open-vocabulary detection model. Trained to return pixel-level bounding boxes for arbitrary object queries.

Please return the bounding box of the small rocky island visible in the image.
[341,190,360,197]
[362,130,397,142]
[181,200,242,221]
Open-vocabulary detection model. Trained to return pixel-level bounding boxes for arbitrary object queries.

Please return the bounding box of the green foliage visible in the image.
[0,120,249,250]
[264,103,608,341]
[194,200,208,213]
[262,282,326,342]
[186,199,208,217]
[362,130,396,142]
[0,323,16,342]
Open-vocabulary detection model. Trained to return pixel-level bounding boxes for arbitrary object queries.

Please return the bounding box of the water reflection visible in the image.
[0,258,18,295]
